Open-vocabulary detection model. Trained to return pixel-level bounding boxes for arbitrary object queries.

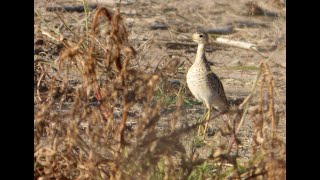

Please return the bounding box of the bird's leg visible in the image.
[197,106,211,139]
[203,107,211,139]
[197,109,207,136]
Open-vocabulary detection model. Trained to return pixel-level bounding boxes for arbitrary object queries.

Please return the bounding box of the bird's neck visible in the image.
[195,43,206,64]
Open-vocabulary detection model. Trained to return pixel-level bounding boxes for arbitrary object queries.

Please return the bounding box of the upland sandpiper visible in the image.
[186,32,229,137]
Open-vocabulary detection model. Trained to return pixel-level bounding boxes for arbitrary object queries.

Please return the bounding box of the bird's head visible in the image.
[192,32,209,44]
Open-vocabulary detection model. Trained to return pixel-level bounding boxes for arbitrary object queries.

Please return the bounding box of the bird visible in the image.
[186,32,230,138]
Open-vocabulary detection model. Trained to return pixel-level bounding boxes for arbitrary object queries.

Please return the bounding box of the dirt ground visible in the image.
[34,0,286,160]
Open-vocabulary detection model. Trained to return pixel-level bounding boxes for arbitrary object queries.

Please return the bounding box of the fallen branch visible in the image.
[214,37,258,51]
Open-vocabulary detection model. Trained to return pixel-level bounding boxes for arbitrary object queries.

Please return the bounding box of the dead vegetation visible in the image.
[34,1,286,179]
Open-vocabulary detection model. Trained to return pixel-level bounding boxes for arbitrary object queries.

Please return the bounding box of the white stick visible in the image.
[214,37,258,51]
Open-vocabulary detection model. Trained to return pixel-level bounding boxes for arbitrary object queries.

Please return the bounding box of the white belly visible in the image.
[186,69,207,103]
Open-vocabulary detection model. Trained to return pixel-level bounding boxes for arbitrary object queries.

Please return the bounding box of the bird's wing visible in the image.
[207,72,228,102]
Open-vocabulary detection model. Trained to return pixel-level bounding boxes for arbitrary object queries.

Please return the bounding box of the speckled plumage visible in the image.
[186,32,229,113]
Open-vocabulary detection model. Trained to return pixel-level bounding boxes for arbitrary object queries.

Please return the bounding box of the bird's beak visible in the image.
[192,34,196,41]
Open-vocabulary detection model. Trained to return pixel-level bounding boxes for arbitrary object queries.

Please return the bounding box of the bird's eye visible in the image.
[199,35,203,38]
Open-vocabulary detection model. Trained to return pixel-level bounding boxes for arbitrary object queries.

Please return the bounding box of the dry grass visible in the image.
[34,2,286,179]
